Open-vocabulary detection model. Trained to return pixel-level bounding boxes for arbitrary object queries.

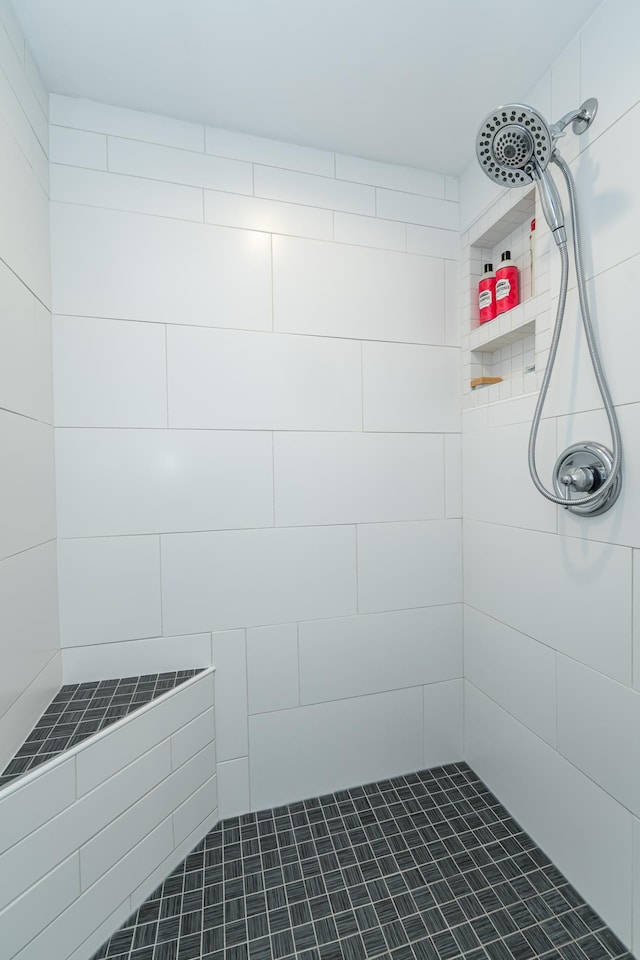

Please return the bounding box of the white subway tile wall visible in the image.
[461,0,640,949]
[49,91,462,843]
[0,7,60,777]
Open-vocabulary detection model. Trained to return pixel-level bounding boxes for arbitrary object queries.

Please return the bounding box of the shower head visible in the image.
[476,102,566,244]
[476,103,553,187]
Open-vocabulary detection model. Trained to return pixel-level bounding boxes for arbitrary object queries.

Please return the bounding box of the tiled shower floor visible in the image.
[0,670,202,788]
[92,762,631,960]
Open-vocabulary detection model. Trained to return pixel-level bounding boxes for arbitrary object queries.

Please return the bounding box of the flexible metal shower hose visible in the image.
[527,152,622,507]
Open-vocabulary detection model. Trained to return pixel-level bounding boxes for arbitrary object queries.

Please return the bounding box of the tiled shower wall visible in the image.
[460,0,640,952]
[0,0,60,771]
[49,94,463,819]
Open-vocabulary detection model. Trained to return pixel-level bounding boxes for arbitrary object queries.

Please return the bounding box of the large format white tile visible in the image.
[542,258,640,418]
[558,656,640,816]
[406,224,459,260]
[0,35,47,190]
[580,0,640,143]
[49,125,107,169]
[0,759,75,856]
[550,36,581,165]
[333,213,406,252]
[254,165,375,215]
[79,745,214,890]
[576,100,640,280]
[0,411,55,559]
[55,428,273,537]
[249,687,423,808]
[53,315,167,427]
[465,683,633,946]
[275,433,444,527]
[0,260,52,423]
[555,404,640,549]
[444,260,460,347]
[161,526,357,635]
[50,203,272,329]
[635,549,640,692]
[376,188,458,230]
[464,606,557,745]
[204,190,333,240]
[357,520,462,614]
[363,342,459,432]
[273,235,445,343]
[462,419,557,532]
[173,775,217,846]
[205,125,334,176]
[171,708,215,771]
[464,520,632,683]
[61,633,213,684]
[167,327,362,430]
[14,819,174,960]
[0,543,59,764]
[212,630,247,762]
[217,758,250,819]
[424,679,463,766]
[444,434,462,519]
[75,672,214,794]
[247,623,299,714]
[0,741,172,910]
[299,606,461,704]
[335,155,445,198]
[109,136,252,193]
[0,854,80,960]
[57,536,162,647]
[50,94,204,151]
[50,164,204,222]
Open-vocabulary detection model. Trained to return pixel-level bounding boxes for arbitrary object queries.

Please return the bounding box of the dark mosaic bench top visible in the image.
[0,669,203,789]
[92,761,632,960]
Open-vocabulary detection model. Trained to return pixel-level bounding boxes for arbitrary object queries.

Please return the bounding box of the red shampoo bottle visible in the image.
[478,263,496,324]
[495,250,519,314]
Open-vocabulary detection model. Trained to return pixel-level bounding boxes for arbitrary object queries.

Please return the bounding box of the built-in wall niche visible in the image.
[461,185,552,408]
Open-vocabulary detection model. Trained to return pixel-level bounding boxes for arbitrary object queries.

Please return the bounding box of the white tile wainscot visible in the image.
[0,668,217,960]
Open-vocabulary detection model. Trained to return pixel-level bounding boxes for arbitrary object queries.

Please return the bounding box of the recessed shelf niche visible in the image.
[461,185,552,408]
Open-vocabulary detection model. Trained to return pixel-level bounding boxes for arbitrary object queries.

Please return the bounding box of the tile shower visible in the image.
[2,0,640,958]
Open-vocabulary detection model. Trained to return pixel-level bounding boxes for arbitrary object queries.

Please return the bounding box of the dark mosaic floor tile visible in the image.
[93,763,629,960]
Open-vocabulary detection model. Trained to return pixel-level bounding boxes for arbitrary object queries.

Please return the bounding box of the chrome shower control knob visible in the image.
[553,442,621,516]
[561,465,595,492]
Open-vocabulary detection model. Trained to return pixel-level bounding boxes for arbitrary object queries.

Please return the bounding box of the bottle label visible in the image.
[479,289,493,309]
[496,278,511,301]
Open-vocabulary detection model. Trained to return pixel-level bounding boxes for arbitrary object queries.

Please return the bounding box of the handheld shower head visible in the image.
[476,103,552,186]
[476,103,566,244]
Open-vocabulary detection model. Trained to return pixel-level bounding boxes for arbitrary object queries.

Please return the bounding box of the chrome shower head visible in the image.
[476,103,553,186]
[476,102,567,244]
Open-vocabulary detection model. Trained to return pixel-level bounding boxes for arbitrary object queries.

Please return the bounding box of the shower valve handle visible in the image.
[561,466,595,493]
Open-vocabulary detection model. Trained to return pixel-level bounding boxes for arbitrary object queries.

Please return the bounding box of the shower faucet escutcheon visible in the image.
[475,98,622,516]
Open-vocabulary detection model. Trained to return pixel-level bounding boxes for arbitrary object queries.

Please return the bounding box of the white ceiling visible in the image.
[13,0,603,175]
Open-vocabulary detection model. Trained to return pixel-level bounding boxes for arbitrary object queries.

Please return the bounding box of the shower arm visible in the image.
[549,98,599,139]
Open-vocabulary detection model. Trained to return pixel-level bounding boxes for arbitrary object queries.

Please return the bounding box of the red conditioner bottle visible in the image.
[495,250,519,314]
[478,263,496,324]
